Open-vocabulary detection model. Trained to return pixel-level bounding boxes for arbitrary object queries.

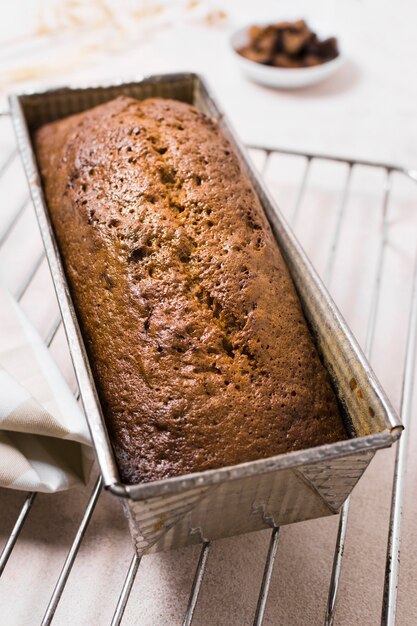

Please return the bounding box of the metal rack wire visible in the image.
[0,108,416,626]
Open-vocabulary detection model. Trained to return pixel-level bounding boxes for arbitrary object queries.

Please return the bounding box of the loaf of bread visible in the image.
[35,96,346,484]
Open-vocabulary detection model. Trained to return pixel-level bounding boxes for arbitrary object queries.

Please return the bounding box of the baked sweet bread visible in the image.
[35,96,346,484]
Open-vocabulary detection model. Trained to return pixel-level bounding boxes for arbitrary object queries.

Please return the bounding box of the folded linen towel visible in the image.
[0,283,93,493]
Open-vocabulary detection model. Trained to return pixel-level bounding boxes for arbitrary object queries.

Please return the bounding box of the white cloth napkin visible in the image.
[0,283,94,493]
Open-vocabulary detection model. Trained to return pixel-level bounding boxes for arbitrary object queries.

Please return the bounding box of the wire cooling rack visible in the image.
[0,108,416,626]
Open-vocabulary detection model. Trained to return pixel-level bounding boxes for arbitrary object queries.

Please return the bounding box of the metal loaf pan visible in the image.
[10,73,402,555]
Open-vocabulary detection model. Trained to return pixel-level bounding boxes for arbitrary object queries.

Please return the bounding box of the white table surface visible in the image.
[0,2,417,625]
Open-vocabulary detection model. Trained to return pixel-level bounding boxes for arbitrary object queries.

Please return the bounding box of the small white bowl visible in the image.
[230,23,345,89]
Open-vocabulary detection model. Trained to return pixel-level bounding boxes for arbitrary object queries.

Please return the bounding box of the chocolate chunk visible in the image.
[237,20,339,69]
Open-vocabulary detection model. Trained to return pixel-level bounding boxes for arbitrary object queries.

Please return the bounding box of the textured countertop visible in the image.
[0,1,417,625]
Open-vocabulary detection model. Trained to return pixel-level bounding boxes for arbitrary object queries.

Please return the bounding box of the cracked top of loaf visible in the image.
[35,96,346,484]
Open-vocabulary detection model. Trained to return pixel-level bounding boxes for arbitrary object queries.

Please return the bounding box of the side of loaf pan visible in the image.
[10,73,402,555]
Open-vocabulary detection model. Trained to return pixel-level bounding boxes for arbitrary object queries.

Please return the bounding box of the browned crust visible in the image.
[35,96,346,484]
